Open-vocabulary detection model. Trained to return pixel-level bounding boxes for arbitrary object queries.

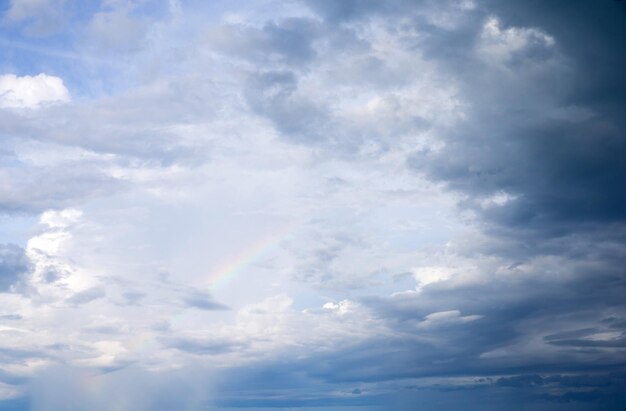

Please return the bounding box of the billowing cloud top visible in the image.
[0,73,70,108]
[0,0,625,410]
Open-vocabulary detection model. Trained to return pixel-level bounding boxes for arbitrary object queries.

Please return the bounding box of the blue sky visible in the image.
[0,0,625,410]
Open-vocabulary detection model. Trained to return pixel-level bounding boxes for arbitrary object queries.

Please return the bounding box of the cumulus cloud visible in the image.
[477,16,555,67]
[0,74,69,109]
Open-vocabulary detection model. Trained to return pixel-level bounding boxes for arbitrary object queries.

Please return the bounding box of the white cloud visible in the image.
[418,310,483,328]
[39,208,82,229]
[0,73,70,109]
[479,190,518,208]
[412,265,454,290]
[322,299,356,315]
[477,17,555,66]
[227,295,387,355]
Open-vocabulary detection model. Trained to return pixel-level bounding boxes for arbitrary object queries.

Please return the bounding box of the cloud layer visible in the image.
[0,0,624,410]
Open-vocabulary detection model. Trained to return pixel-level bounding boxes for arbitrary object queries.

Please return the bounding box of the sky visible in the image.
[0,0,625,410]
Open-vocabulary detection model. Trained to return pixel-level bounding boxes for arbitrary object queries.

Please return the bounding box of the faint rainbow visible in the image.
[109,222,300,365]
[206,220,299,290]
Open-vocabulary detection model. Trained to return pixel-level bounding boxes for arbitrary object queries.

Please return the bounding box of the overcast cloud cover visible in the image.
[0,0,625,410]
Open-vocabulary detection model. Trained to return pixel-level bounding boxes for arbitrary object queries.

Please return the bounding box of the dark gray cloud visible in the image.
[295,0,626,240]
[359,253,626,373]
[201,342,626,410]
[406,0,626,238]
[273,1,626,407]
